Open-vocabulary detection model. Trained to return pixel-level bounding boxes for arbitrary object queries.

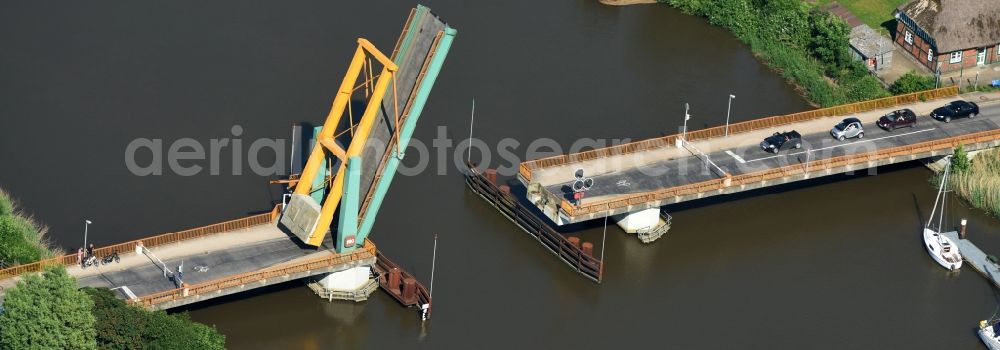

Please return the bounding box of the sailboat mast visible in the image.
[937,163,950,232]
[926,165,947,229]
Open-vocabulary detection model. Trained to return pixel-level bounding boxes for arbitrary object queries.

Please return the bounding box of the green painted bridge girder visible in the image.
[357,25,457,241]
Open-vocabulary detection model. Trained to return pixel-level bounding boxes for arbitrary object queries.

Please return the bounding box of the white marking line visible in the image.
[725,150,746,164]
[743,128,936,163]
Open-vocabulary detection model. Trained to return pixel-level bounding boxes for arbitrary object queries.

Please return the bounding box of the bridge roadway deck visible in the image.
[0,223,358,307]
[75,225,309,299]
[526,92,1000,224]
[548,103,1000,200]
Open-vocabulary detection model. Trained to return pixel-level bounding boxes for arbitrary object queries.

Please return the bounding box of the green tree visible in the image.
[83,287,225,350]
[0,266,96,350]
[952,144,971,172]
[890,71,936,95]
[808,8,851,73]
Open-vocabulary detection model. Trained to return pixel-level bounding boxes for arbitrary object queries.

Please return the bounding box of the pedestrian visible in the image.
[86,244,95,266]
[177,263,184,288]
[76,248,83,265]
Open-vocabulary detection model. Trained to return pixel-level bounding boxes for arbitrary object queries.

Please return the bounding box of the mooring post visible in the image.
[960,219,968,239]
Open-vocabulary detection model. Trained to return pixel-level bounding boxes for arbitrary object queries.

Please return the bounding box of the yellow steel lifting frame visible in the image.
[292,38,398,247]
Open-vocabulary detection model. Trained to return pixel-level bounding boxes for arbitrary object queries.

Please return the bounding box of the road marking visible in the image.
[725,150,747,163]
[743,128,937,163]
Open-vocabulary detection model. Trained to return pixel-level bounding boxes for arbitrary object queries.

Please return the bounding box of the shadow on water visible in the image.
[664,160,929,213]
[480,160,935,238]
[912,192,927,232]
[168,278,307,314]
[491,160,934,235]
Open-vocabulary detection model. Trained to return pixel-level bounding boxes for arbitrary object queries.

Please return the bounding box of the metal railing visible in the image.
[373,250,432,307]
[518,86,960,182]
[466,163,603,283]
[561,127,1000,217]
[132,243,377,308]
[0,206,281,280]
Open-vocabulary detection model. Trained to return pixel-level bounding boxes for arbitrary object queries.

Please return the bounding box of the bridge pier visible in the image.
[307,265,379,302]
[612,208,672,243]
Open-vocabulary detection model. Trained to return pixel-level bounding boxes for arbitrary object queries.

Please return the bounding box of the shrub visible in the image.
[890,71,936,95]
[0,215,44,265]
[951,144,971,173]
[0,266,97,350]
[83,287,226,350]
[0,189,11,217]
[948,148,1000,218]
[0,188,57,266]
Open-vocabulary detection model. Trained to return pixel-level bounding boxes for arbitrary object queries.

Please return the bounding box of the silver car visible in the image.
[830,117,864,141]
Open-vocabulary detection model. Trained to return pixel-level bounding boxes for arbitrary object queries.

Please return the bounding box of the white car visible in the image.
[830,117,864,141]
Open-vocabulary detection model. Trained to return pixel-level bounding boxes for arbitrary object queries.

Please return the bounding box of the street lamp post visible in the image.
[725,94,735,137]
[683,103,690,143]
[83,220,92,250]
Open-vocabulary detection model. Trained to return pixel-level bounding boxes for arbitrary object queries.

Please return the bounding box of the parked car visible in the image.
[931,100,980,123]
[877,109,917,131]
[830,117,864,141]
[760,131,802,153]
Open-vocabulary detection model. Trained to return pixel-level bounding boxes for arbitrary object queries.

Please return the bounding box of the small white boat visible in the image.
[923,228,961,270]
[922,160,962,270]
[979,319,1000,350]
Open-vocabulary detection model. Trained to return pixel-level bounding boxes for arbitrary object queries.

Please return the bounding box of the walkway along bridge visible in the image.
[510,86,1000,244]
[0,5,454,318]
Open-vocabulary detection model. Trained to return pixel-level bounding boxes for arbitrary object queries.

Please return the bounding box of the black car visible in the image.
[931,100,979,123]
[760,130,802,153]
[877,109,917,130]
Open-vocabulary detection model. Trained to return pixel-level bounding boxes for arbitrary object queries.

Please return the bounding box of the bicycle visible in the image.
[82,256,98,269]
[101,250,121,265]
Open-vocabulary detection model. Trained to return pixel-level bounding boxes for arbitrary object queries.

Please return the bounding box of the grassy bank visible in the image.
[816,0,907,30]
[948,148,1000,218]
[657,0,890,107]
[0,189,58,266]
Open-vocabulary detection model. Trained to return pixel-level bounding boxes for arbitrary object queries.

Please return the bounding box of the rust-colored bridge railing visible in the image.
[519,86,960,182]
[132,242,377,308]
[561,127,1000,217]
[0,205,283,280]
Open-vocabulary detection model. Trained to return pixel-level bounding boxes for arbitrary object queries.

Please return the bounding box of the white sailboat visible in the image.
[923,160,962,271]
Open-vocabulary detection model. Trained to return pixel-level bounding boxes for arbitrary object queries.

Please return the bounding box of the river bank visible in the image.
[949,148,1000,218]
[0,189,57,267]
[601,0,889,107]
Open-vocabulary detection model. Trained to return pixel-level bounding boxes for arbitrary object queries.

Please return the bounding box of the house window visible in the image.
[905,31,913,44]
[950,51,962,63]
[928,48,934,62]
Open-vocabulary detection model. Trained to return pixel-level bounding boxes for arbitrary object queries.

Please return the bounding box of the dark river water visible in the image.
[2,1,999,349]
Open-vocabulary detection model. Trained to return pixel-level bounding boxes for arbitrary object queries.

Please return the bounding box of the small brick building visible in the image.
[894,0,1000,73]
